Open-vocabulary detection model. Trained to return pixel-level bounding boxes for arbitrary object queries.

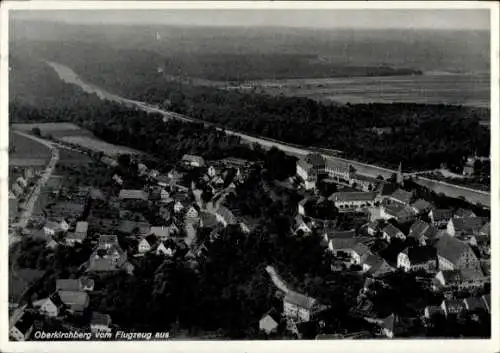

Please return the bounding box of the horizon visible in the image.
[10,9,490,31]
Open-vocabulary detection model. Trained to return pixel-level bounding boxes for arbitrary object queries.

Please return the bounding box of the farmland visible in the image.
[59,135,144,157]
[9,132,51,165]
[226,72,490,109]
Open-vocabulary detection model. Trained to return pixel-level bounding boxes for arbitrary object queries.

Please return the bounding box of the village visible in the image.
[8,138,491,340]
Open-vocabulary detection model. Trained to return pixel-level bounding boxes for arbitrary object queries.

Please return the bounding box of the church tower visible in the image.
[396,162,404,186]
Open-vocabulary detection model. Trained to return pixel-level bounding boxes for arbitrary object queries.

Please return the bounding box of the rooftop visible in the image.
[435,235,471,265]
[430,209,453,221]
[118,189,149,201]
[405,246,437,265]
[390,189,413,205]
[450,217,485,233]
[382,223,403,238]
[284,290,318,310]
[329,192,377,203]
[75,221,88,234]
[56,279,80,292]
[411,199,433,212]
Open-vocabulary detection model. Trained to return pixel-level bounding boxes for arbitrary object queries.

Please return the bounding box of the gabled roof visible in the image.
[352,242,372,258]
[442,300,465,313]
[382,224,403,238]
[438,270,462,285]
[324,229,356,240]
[434,235,471,265]
[454,208,477,218]
[405,246,437,265]
[329,237,358,250]
[150,226,170,239]
[56,279,80,292]
[463,297,487,312]
[449,217,485,234]
[182,154,205,165]
[430,209,453,221]
[284,290,319,310]
[75,221,88,234]
[408,220,432,241]
[118,189,148,201]
[329,192,377,203]
[479,222,490,236]
[216,206,237,225]
[390,189,413,205]
[325,158,349,172]
[200,211,218,228]
[304,153,326,167]
[98,234,119,247]
[58,291,89,310]
[411,199,433,212]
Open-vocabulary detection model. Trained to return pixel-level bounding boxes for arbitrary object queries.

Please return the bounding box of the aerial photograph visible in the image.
[4,4,494,345]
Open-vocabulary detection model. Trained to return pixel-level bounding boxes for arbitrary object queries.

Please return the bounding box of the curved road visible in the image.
[10,131,59,246]
[46,61,490,208]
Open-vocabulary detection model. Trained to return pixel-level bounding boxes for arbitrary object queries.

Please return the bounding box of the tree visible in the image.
[32,127,41,136]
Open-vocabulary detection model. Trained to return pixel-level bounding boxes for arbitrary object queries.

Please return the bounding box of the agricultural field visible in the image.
[229,72,490,109]
[59,135,144,157]
[57,147,93,165]
[11,122,94,139]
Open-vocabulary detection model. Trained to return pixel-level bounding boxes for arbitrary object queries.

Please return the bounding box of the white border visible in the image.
[1,2,499,353]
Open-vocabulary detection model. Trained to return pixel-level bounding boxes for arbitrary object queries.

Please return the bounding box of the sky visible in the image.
[11,9,490,30]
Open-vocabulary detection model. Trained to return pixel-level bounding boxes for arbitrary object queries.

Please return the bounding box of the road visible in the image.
[46,61,491,208]
[10,131,59,246]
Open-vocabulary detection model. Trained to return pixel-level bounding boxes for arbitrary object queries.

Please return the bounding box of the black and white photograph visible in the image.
[1,1,498,352]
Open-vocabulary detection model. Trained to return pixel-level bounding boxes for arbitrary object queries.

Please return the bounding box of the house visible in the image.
[349,173,379,192]
[118,189,149,201]
[397,246,437,272]
[113,174,123,185]
[16,176,28,188]
[98,234,119,249]
[154,242,174,257]
[79,277,95,291]
[296,154,324,189]
[56,278,86,292]
[447,217,485,237]
[435,235,481,271]
[150,226,170,241]
[283,290,326,323]
[75,221,88,238]
[326,232,360,257]
[259,308,281,334]
[365,221,381,236]
[207,165,217,178]
[216,206,237,226]
[157,175,173,188]
[454,208,476,219]
[137,163,148,176]
[324,158,352,181]
[428,209,453,228]
[148,169,160,179]
[45,236,59,250]
[185,205,200,219]
[9,311,36,341]
[424,305,444,319]
[91,312,112,333]
[433,268,487,291]
[389,189,413,206]
[381,203,415,223]
[182,154,205,167]
[32,294,63,317]
[173,200,184,213]
[363,254,394,277]
[463,297,488,312]
[381,223,405,242]
[365,313,395,338]
[138,237,155,254]
[43,219,69,237]
[328,192,377,209]
[294,215,313,235]
[58,291,90,313]
[407,220,436,245]
[440,300,466,317]
[200,211,219,229]
[410,199,433,215]
[87,237,129,273]
[298,198,309,216]
[479,222,490,237]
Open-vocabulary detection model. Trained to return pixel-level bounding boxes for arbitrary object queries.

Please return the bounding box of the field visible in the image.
[59,135,144,157]
[9,132,51,167]
[227,73,490,108]
[58,148,93,165]
[11,122,94,139]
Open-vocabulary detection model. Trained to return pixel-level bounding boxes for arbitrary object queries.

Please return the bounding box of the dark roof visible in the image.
[430,209,453,221]
[439,270,462,285]
[390,189,413,204]
[405,246,437,265]
[304,153,326,167]
[56,279,80,292]
[408,220,432,241]
[328,237,358,250]
[454,208,477,218]
[411,199,433,212]
[13,311,36,335]
[329,192,377,202]
[443,300,465,313]
[377,183,397,196]
[450,217,485,233]
[463,297,487,312]
[324,229,356,240]
[382,224,403,238]
[434,235,470,265]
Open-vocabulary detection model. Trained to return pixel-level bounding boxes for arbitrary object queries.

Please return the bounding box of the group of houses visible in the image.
[10,278,112,341]
[9,167,38,223]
